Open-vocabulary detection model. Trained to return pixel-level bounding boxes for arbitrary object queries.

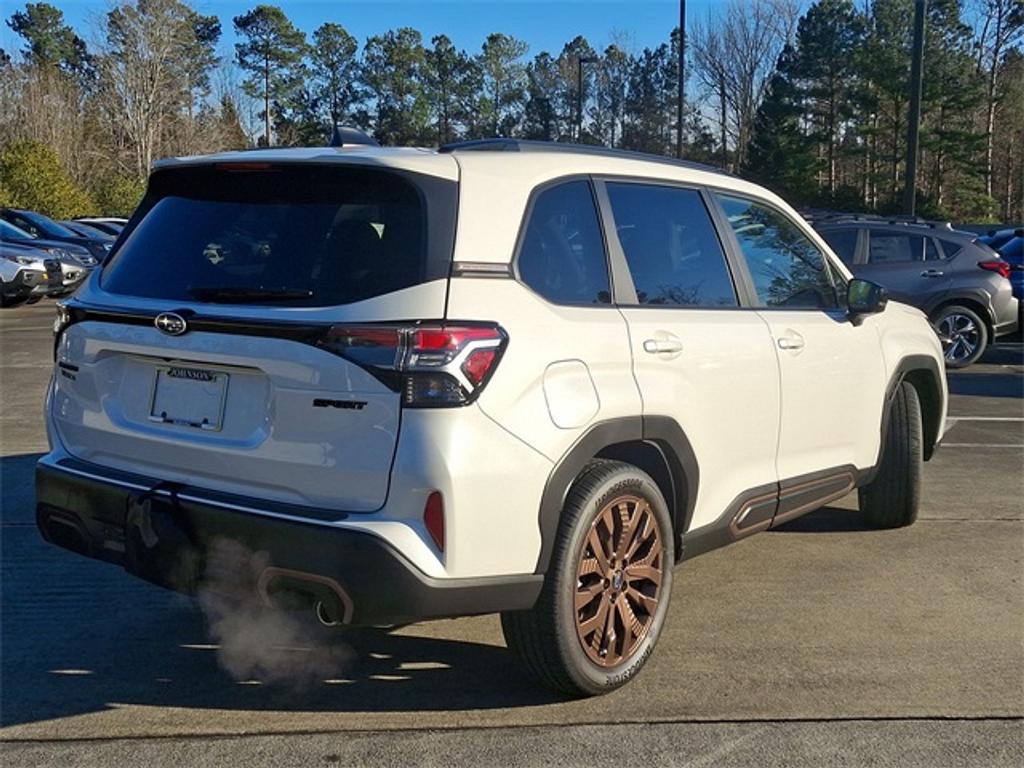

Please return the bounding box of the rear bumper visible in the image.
[35,456,542,625]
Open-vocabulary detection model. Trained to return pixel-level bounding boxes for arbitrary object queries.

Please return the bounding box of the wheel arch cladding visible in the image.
[533,417,699,574]
[889,355,944,462]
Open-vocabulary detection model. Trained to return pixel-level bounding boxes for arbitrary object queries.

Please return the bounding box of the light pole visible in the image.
[576,56,597,142]
[677,0,686,158]
[904,0,927,216]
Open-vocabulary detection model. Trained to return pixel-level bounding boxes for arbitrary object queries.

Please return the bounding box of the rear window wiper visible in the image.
[187,286,314,303]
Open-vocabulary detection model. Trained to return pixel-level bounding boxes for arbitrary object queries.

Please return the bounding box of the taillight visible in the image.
[317,322,507,407]
[978,260,1012,279]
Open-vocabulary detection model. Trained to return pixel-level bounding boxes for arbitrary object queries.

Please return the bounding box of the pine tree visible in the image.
[745,46,817,202]
[233,5,307,147]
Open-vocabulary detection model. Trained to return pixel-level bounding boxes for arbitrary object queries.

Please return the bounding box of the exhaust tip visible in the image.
[256,566,353,625]
[315,600,344,627]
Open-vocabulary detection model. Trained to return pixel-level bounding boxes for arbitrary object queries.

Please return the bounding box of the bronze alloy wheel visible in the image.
[574,494,665,667]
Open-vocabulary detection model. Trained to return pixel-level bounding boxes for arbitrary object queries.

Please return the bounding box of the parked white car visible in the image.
[38,138,948,695]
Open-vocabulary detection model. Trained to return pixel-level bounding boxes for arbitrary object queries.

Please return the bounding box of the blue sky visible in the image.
[2,1,723,60]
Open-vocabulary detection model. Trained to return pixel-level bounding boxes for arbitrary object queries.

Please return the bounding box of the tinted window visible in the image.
[103,165,455,307]
[868,233,937,264]
[821,229,858,265]
[717,195,838,309]
[607,183,737,307]
[517,180,611,305]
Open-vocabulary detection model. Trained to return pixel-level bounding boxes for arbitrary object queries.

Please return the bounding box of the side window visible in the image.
[924,238,942,261]
[716,194,838,309]
[821,229,859,265]
[10,213,41,238]
[606,183,737,307]
[517,180,611,305]
[868,233,931,264]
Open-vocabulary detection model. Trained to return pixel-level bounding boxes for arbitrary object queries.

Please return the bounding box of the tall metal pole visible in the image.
[576,56,595,142]
[677,0,686,158]
[904,0,927,216]
[576,58,584,142]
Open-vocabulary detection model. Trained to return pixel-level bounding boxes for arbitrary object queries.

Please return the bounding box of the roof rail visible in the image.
[806,210,953,230]
[438,138,732,177]
[328,125,380,148]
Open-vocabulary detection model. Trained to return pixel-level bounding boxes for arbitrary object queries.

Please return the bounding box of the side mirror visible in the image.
[847,278,888,320]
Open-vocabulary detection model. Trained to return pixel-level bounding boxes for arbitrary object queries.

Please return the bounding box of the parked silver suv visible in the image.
[814,217,1018,367]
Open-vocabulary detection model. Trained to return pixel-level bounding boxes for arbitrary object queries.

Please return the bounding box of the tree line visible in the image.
[0,0,1021,222]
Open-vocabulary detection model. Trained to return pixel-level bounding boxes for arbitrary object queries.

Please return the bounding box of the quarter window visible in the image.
[716,195,838,309]
[517,181,611,305]
[606,183,737,307]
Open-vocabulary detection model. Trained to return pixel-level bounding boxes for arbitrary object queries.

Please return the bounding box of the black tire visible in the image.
[859,381,922,529]
[501,460,674,696]
[933,304,987,368]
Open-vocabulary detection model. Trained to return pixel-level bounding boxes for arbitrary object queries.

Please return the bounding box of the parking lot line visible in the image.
[940,443,1024,448]
[946,417,1024,422]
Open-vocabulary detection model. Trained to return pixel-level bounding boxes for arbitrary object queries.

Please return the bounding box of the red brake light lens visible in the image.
[978,260,1011,279]
[317,323,507,407]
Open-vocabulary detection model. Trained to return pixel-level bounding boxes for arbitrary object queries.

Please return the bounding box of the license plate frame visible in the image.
[149,364,229,431]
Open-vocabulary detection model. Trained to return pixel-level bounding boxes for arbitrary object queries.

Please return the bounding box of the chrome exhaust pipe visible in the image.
[256,566,353,625]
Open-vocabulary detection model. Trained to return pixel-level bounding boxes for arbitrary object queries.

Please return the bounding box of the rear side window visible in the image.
[867,232,942,264]
[606,183,737,307]
[821,229,858,265]
[717,194,838,310]
[102,165,455,306]
[517,180,611,305]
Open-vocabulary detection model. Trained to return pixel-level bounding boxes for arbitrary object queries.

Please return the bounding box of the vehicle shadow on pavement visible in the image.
[1,452,566,730]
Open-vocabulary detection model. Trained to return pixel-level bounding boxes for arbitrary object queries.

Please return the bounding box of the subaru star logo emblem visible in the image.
[154,312,188,336]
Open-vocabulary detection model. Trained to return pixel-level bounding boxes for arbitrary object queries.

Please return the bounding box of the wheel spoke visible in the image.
[625,563,661,586]
[575,580,604,610]
[627,586,658,615]
[615,595,635,656]
[586,528,611,574]
[578,595,610,638]
[623,504,652,561]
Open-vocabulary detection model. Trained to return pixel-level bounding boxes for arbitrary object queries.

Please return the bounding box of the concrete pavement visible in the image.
[2,302,1022,765]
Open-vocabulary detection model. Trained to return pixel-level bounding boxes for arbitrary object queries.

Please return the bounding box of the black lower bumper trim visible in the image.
[35,459,543,626]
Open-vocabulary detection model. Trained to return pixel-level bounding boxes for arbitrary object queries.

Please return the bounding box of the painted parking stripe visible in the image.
[946,417,1024,421]
[940,443,1024,448]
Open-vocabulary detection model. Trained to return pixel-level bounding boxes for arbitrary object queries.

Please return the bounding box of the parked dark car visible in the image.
[997,236,1023,307]
[813,216,1019,367]
[73,217,126,236]
[979,227,1024,252]
[1,207,112,262]
[60,220,116,240]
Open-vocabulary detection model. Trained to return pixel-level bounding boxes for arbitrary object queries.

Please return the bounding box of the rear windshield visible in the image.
[101,164,456,306]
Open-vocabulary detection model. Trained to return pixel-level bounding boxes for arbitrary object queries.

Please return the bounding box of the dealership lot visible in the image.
[1,301,1021,765]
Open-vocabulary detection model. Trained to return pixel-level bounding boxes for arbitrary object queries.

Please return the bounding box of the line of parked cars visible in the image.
[0,208,125,308]
[804,213,1022,367]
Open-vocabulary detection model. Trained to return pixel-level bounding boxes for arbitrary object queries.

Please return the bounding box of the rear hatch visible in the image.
[51,159,458,511]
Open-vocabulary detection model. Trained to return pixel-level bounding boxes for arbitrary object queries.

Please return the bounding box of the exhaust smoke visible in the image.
[197,538,352,688]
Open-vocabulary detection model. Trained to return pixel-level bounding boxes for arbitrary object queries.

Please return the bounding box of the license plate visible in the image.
[149,365,229,431]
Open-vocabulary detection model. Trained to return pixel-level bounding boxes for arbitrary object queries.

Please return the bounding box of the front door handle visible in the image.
[921,269,944,278]
[643,338,684,354]
[777,333,805,351]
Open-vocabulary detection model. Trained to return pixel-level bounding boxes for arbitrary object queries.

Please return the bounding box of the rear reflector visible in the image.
[318,323,507,407]
[978,260,1012,279]
[424,492,444,551]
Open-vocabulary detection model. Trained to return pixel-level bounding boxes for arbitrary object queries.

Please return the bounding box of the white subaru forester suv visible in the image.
[37,137,947,696]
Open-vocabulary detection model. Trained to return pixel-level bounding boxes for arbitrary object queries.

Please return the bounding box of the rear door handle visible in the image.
[921,269,944,278]
[777,334,805,351]
[643,339,684,354]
